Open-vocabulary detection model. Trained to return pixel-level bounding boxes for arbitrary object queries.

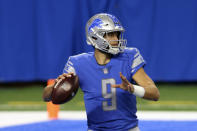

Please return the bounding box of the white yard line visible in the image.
[136,111,197,121]
[0,111,48,128]
[0,111,197,128]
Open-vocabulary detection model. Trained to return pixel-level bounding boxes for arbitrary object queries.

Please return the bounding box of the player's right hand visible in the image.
[55,72,75,83]
[42,72,75,102]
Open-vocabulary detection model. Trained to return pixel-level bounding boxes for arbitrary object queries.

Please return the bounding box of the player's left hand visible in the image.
[111,72,134,93]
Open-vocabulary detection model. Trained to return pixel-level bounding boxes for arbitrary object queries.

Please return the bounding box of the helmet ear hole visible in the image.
[92,36,97,40]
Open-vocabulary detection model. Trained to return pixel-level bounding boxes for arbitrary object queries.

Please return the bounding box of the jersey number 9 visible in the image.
[102,79,117,111]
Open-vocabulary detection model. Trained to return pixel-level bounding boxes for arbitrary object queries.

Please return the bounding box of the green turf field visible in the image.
[0,83,197,111]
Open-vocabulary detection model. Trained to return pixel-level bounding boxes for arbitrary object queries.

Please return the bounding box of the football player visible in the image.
[43,13,160,131]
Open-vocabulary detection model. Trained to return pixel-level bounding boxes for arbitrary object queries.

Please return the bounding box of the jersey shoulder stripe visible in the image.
[63,52,94,74]
[123,47,146,75]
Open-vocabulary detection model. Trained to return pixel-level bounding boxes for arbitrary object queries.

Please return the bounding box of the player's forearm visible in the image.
[132,70,160,101]
[142,85,160,101]
[128,83,160,101]
[42,85,54,102]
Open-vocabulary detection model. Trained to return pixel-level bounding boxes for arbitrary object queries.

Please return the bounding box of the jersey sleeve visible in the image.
[131,48,146,76]
[63,56,77,75]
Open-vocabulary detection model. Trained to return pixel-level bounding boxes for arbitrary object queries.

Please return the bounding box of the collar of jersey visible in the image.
[92,52,114,69]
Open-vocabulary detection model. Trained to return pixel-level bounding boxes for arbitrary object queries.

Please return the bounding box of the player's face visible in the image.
[104,32,119,47]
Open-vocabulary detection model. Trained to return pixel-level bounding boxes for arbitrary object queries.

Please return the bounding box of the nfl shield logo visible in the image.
[103,68,108,74]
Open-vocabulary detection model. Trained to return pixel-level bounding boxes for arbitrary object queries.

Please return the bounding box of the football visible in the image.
[51,74,79,104]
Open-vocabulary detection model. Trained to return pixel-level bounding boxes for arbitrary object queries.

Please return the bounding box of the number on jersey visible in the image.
[102,78,117,111]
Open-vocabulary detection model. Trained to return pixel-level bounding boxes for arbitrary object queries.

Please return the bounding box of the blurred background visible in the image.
[0,0,197,130]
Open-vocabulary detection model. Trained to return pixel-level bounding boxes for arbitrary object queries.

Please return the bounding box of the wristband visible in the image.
[133,85,145,98]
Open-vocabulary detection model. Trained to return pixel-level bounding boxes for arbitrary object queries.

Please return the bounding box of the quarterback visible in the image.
[43,13,160,131]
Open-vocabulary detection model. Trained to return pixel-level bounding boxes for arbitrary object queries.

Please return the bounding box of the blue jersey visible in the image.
[63,48,145,131]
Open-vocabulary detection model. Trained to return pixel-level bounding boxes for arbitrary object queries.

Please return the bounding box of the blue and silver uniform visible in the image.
[63,48,145,131]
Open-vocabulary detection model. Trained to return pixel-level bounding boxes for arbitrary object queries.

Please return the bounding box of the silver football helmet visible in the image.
[86,13,127,55]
